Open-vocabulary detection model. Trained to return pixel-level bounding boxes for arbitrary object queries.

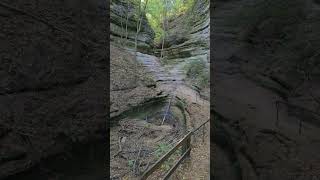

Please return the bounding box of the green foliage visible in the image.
[144,0,195,43]
[167,0,195,17]
[154,142,181,171]
[144,123,151,128]
[185,59,205,78]
[198,69,209,88]
[128,159,135,169]
[155,142,172,158]
[176,97,187,110]
[184,59,209,88]
[146,11,165,43]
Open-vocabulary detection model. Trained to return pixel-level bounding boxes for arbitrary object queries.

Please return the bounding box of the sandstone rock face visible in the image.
[212,0,320,179]
[110,0,155,53]
[110,45,163,120]
[0,0,107,179]
[109,0,164,122]
[160,0,209,64]
[152,0,210,100]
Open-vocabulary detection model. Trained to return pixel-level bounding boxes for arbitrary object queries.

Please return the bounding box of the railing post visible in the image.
[202,123,205,143]
[140,132,192,180]
[181,139,187,156]
[182,135,191,157]
[140,120,209,179]
[186,136,191,157]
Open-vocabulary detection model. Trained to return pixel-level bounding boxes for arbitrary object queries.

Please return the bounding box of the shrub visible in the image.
[184,59,209,88]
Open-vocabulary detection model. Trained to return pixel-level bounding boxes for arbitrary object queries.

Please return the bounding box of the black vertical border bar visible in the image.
[209,0,214,179]
[106,0,111,179]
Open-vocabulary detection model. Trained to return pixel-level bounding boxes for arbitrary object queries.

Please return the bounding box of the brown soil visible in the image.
[172,86,210,180]
[110,118,184,180]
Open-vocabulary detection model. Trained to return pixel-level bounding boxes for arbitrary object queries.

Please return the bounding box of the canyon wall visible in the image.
[110,0,155,53]
[212,0,320,179]
[0,0,107,179]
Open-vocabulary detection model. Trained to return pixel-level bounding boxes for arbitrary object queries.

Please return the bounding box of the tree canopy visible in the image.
[142,0,195,43]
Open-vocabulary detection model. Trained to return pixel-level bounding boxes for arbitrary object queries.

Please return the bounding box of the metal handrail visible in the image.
[140,119,209,180]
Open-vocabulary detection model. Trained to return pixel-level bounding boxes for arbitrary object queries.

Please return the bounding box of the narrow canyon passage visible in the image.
[110,38,210,180]
[110,0,210,179]
[137,50,210,179]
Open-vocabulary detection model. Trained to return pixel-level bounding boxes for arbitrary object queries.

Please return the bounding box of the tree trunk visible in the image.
[134,0,142,58]
[135,0,149,59]
[125,1,130,44]
[160,0,167,60]
[160,21,165,59]
[120,1,124,44]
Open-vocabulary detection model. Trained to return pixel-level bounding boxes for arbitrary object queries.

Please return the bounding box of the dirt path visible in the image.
[173,96,210,180]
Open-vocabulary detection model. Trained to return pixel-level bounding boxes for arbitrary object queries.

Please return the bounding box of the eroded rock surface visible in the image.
[212,0,320,179]
[110,0,155,53]
[0,0,107,179]
[109,0,165,122]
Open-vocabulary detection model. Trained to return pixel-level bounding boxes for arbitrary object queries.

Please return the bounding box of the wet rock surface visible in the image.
[212,0,320,179]
[0,0,107,179]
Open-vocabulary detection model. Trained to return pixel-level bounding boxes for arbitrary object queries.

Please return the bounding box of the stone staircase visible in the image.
[135,52,185,85]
